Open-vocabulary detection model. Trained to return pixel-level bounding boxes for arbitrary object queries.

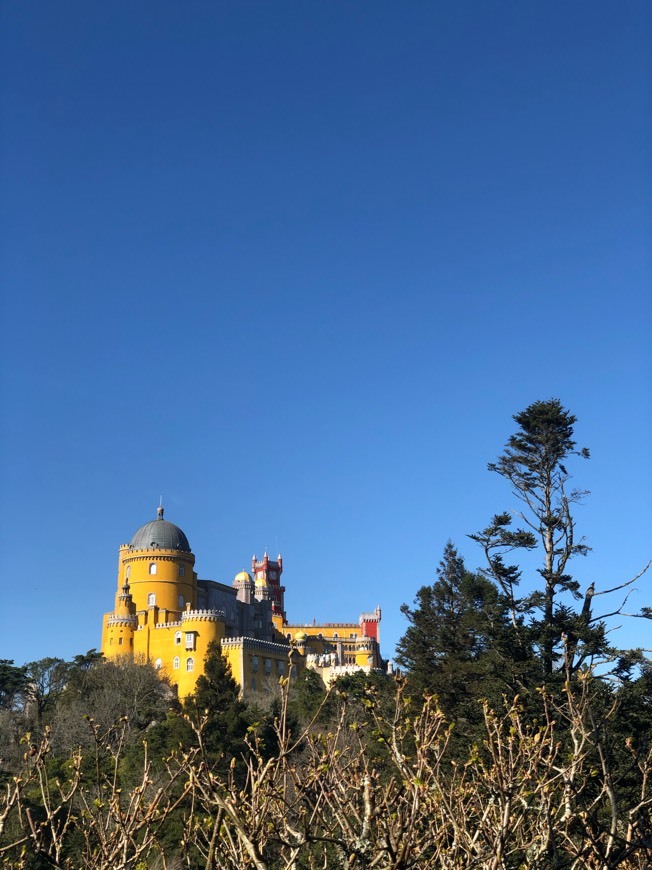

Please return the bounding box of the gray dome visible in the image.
[129,507,191,552]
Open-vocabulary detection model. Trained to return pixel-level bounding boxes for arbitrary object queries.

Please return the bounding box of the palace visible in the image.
[101,506,384,697]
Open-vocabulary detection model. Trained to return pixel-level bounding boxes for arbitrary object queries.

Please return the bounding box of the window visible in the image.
[125,566,130,578]
[251,678,256,692]
[265,658,272,674]
[155,658,162,670]
[350,633,357,639]
[286,634,291,641]
[333,633,339,639]
[278,660,285,675]
[186,657,194,672]
[149,562,157,575]
[178,594,184,609]
[178,564,185,577]
[118,637,123,646]
[174,631,181,645]
[148,593,156,607]
[173,657,180,670]
[251,656,258,673]
[185,632,195,650]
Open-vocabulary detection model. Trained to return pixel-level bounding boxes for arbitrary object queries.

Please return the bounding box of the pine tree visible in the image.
[470,398,633,680]
[396,542,513,720]
[183,641,251,762]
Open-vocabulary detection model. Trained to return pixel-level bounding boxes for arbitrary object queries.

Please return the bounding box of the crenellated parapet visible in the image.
[182,608,225,623]
[221,637,291,654]
[106,614,137,627]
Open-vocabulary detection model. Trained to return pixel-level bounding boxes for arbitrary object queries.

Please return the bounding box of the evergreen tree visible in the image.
[470,399,646,681]
[183,641,251,762]
[0,660,28,710]
[396,542,514,719]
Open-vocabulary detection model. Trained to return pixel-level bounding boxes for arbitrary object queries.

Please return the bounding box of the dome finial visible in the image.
[157,497,164,520]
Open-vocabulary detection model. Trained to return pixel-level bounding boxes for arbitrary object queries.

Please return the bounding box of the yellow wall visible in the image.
[119,545,197,616]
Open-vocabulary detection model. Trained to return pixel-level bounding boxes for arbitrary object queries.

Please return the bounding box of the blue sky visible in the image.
[1,1,650,669]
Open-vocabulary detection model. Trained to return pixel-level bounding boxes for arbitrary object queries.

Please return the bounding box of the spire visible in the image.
[157,501,164,520]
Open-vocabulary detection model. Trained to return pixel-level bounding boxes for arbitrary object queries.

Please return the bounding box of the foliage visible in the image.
[182,640,252,764]
[3,671,652,868]
[470,398,649,680]
[0,661,28,711]
[397,541,519,721]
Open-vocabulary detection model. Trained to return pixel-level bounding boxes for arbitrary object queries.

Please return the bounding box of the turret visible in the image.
[233,570,255,604]
[252,552,285,621]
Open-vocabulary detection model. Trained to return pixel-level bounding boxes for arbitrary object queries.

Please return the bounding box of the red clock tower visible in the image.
[252,552,285,621]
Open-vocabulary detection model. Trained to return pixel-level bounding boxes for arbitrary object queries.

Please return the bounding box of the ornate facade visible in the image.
[101,507,384,697]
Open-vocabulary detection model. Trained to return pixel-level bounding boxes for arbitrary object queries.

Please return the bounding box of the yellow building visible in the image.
[101,507,384,697]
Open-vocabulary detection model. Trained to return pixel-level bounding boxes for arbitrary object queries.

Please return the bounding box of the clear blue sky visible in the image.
[1,1,650,668]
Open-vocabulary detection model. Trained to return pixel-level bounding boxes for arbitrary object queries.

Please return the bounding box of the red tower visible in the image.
[252,552,286,621]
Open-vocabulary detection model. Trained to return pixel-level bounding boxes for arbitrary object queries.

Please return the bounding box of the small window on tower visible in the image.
[251,656,259,673]
[178,564,185,577]
[185,632,195,650]
[333,633,339,639]
[149,563,157,575]
[174,631,182,645]
[148,593,156,607]
[118,637,123,646]
[155,658,162,670]
[173,657,180,670]
[125,566,130,578]
[178,594,184,609]
[186,657,194,672]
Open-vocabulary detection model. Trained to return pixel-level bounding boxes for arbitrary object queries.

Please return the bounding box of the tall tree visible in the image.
[470,399,623,679]
[0,660,28,711]
[183,641,251,762]
[396,542,513,720]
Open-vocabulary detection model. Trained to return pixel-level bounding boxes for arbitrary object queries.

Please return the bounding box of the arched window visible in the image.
[178,594,184,609]
[333,632,339,639]
[174,631,181,645]
[173,657,180,670]
[154,658,162,670]
[186,657,194,672]
[178,563,185,576]
[148,593,156,607]
[251,678,256,692]
[125,566,130,578]
[149,563,157,575]
[251,656,259,673]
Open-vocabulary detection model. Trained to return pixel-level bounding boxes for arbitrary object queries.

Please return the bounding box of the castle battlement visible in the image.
[106,615,137,627]
[221,637,292,654]
[182,608,224,623]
